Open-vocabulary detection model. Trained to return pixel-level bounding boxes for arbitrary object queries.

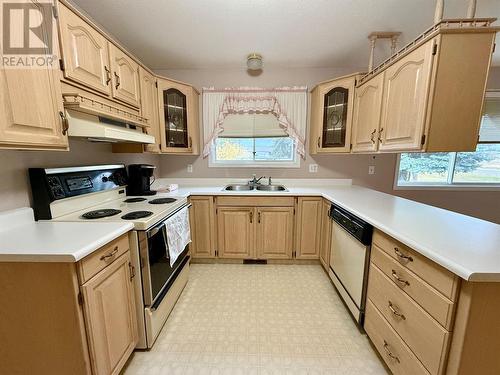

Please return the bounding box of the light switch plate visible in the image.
[309,164,318,173]
[368,166,375,175]
[187,164,193,173]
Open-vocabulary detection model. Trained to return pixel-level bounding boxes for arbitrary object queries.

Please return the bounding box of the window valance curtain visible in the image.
[202,87,308,158]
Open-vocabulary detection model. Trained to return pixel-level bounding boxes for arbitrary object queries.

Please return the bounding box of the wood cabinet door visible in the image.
[295,197,322,259]
[189,196,216,258]
[351,73,384,153]
[0,3,68,150]
[319,200,332,270]
[81,253,137,375]
[379,41,435,151]
[217,207,255,259]
[256,207,294,260]
[158,78,197,154]
[139,68,160,152]
[109,44,140,107]
[58,3,111,95]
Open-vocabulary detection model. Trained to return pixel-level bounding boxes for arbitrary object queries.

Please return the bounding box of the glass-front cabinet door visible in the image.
[163,88,188,148]
[157,78,200,154]
[322,87,349,148]
[309,73,359,154]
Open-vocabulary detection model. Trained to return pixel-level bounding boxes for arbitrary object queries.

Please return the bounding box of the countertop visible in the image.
[155,178,500,282]
[0,207,133,262]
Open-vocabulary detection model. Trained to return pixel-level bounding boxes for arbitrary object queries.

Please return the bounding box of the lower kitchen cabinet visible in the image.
[319,199,332,270]
[217,207,255,259]
[295,197,322,259]
[214,197,296,260]
[0,233,137,375]
[81,251,138,375]
[365,229,500,375]
[256,207,294,259]
[189,196,216,258]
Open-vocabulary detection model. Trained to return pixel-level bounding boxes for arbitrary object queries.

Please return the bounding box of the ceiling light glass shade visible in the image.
[247,53,263,70]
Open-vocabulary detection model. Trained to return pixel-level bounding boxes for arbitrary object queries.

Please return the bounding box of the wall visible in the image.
[156,67,500,224]
[0,140,160,212]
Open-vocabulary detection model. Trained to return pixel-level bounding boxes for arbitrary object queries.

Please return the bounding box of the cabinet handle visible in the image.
[370,129,376,143]
[388,301,406,320]
[317,137,321,148]
[383,340,400,363]
[378,127,384,143]
[188,136,192,148]
[394,247,413,262]
[114,71,120,89]
[100,246,118,261]
[391,270,410,286]
[129,262,136,281]
[258,212,261,223]
[104,66,111,85]
[59,111,69,135]
[249,211,253,224]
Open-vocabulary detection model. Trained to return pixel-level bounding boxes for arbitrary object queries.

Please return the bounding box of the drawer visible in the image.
[77,234,130,284]
[216,196,295,207]
[365,299,430,375]
[367,263,450,375]
[372,230,458,300]
[371,245,455,329]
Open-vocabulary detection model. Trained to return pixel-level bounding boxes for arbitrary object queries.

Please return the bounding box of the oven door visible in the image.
[140,219,189,307]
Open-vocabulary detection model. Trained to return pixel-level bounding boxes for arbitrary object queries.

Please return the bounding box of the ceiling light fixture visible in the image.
[247,53,263,70]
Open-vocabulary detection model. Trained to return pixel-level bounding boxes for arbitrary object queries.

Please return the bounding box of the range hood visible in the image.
[66,110,155,144]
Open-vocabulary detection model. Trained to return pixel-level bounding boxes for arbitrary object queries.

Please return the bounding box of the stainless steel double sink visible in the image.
[223,184,287,192]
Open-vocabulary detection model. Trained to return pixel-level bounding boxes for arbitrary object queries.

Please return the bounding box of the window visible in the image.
[209,113,299,168]
[396,92,500,189]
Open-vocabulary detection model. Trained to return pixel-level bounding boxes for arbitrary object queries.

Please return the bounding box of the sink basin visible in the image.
[223,184,254,191]
[255,185,287,191]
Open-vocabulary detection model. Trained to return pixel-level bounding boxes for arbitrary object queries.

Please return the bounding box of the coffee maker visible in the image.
[127,164,157,196]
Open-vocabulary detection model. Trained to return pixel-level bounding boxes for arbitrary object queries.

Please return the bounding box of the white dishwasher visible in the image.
[328,204,373,326]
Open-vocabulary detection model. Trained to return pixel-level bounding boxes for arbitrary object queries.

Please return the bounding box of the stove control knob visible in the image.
[102,175,110,183]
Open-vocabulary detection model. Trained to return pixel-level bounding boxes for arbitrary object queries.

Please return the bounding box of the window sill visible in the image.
[394,184,500,192]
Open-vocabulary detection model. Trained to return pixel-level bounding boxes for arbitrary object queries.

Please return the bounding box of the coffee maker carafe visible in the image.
[127,164,157,196]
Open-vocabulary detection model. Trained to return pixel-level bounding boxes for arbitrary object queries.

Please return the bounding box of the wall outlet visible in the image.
[368,165,375,175]
[187,164,193,173]
[309,164,318,173]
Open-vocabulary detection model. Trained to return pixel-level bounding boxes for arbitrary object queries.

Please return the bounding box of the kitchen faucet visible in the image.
[249,174,266,185]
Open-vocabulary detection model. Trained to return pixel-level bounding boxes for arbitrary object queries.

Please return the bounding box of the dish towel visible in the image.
[164,206,191,267]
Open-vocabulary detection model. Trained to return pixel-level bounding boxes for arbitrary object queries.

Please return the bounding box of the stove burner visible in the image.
[121,211,153,220]
[149,198,177,205]
[124,197,147,203]
[82,209,122,219]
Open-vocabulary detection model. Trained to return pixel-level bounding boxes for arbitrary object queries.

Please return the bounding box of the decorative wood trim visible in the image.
[359,19,499,85]
[63,93,150,128]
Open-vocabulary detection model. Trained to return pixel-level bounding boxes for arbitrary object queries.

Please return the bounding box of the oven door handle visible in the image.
[147,222,165,238]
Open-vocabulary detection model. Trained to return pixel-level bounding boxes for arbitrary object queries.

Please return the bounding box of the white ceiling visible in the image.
[71,0,500,70]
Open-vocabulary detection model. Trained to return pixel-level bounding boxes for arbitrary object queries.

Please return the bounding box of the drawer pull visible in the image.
[394,247,413,262]
[388,301,406,320]
[391,270,410,286]
[383,340,400,363]
[129,262,136,281]
[100,246,119,261]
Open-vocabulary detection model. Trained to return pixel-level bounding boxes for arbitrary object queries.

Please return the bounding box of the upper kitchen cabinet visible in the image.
[158,78,200,154]
[139,68,161,153]
[0,1,68,151]
[351,73,384,153]
[353,25,497,153]
[109,44,140,108]
[58,3,112,96]
[309,73,362,154]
